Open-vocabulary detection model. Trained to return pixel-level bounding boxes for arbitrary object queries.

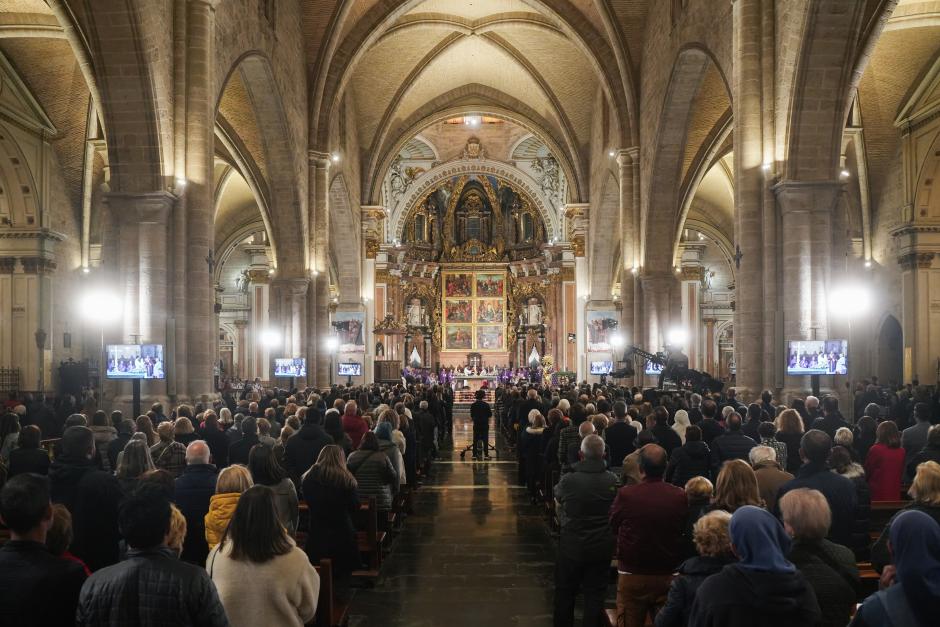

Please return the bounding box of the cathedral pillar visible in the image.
[362,206,386,380]
[179,0,219,401]
[233,319,248,379]
[641,274,678,381]
[732,0,767,398]
[774,181,839,396]
[308,151,331,387]
[894,237,940,384]
[679,266,704,370]
[106,192,174,403]
[618,148,639,347]
[565,204,589,378]
[270,278,309,387]
[246,264,272,382]
[703,318,718,374]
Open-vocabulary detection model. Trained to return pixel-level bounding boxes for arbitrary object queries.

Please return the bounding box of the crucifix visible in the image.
[733,244,744,270]
[206,249,216,275]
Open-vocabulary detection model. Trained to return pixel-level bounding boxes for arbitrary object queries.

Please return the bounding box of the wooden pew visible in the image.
[869,500,907,531]
[352,496,385,579]
[311,558,349,627]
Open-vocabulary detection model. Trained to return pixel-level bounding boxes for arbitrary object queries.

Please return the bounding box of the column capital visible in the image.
[233,319,249,328]
[188,0,221,9]
[308,150,332,167]
[771,179,843,215]
[104,191,174,224]
[272,277,310,297]
[20,256,57,275]
[616,147,639,167]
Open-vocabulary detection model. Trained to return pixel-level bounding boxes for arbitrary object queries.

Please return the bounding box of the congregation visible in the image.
[0,380,938,626]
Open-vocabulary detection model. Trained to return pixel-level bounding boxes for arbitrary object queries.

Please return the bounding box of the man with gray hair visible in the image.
[174,440,218,565]
[565,420,598,469]
[553,433,618,626]
[414,399,437,473]
[749,444,793,512]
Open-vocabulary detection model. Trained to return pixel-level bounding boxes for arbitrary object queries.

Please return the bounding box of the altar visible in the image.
[455,374,498,392]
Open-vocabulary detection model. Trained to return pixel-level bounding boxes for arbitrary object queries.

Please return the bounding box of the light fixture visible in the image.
[761,162,772,172]
[631,266,638,276]
[259,328,281,348]
[610,332,626,349]
[840,169,850,179]
[80,289,122,323]
[81,267,90,274]
[674,266,681,274]
[464,115,481,128]
[175,177,187,188]
[268,268,275,276]
[325,336,340,353]
[608,149,616,158]
[864,260,872,269]
[829,283,871,317]
[666,327,688,347]
[332,297,338,303]
[331,153,340,163]
[311,269,319,276]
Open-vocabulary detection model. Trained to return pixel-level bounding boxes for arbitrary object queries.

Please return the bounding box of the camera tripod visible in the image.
[459,426,499,460]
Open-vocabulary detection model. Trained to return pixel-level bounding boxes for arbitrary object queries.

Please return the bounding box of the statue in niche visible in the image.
[406,297,425,328]
[519,297,543,327]
[375,341,385,357]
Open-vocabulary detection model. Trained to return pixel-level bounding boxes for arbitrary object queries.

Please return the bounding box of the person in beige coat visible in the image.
[207,485,319,627]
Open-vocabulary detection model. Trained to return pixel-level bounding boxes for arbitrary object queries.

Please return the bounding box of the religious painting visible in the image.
[445,273,473,297]
[475,299,504,324]
[445,300,473,323]
[586,310,618,352]
[446,326,473,350]
[476,326,504,351]
[475,273,504,297]
[333,311,366,353]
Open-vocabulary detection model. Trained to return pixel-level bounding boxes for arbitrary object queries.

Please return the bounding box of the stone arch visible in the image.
[215,52,306,275]
[328,173,360,303]
[389,159,562,244]
[876,314,903,385]
[55,0,165,193]
[368,87,584,204]
[644,45,724,273]
[915,131,940,218]
[784,0,890,180]
[590,172,620,301]
[0,121,42,227]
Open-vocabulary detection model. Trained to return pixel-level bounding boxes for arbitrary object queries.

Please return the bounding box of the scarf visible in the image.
[890,509,940,625]
[729,505,795,572]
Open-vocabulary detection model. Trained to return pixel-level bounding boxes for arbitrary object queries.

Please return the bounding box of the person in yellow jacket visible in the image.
[205,464,253,549]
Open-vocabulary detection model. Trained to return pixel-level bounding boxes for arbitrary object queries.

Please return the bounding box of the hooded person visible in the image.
[687,506,821,627]
[671,410,691,445]
[850,509,940,627]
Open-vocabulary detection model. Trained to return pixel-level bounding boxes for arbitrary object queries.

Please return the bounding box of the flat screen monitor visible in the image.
[786,339,848,375]
[273,358,306,378]
[106,344,165,379]
[589,361,612,375]
[338,362,362,377]
[645,360,664,376]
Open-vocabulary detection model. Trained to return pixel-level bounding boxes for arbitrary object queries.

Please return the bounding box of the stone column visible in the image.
[308,151,331,388]
[680,266,703,369]
[271,277,309,386]
[774,180,840,395]
[246,268,271,381]
[182,0,219,401]
[732,0,766,397]
[565,204,589,379]
[233,319,248,379]
[618,148,639,346]
[362,206,386,382]
[641,274,676,354]
[106,192,174,402]
[704,318,717,374]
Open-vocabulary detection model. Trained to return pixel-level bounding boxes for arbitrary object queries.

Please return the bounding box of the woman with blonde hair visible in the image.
[302,444,361,588]
[684,476,714,523]
[205,465,253,549]
[709,459,764,513]
[775,409,804,474]
[379,408,406,455]
[871,460,940,572]
[174,416,198,447]
[655,510,735,627]
[116,439,156,493]
[167,504,188,557]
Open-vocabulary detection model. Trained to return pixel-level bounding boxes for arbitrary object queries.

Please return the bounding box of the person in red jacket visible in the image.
[609,444,689,627]
[865,421,906,501]
[341,400,368,449]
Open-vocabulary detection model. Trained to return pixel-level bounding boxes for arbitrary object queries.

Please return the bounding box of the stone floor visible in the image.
[348,417,557,627]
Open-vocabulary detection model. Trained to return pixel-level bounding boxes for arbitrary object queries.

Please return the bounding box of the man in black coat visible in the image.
[413,400,437,469]
[283,409,334,484]
[48,426,123,572]
[709,413,756,474]
[0,474,87,626]
[228,416,260,466]
[698,399,725,443]
[811,396,851,439]
[469,389,493,460]
[553,434,618,627]
[775,430,858,548]
[106,419,135,470]
[173,441,218,566]
[650,406,681,456]
[605,401,637,469]
[518,388,544,431]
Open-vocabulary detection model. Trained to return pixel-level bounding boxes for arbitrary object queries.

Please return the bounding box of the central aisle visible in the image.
[348,416,557,627]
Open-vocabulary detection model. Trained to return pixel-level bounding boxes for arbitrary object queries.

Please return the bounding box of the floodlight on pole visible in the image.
[80,289,123,323]
[259,328,281,348]
[610,332,626,349]
[829,283,871,318]
[666,327,688,347]
[325,336,340,353]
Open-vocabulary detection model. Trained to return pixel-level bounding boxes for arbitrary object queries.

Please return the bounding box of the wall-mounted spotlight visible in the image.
[331,153,340,163]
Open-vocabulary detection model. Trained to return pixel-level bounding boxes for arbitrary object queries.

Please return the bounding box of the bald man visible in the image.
[608,444,689,627]
[173,440,219,565]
